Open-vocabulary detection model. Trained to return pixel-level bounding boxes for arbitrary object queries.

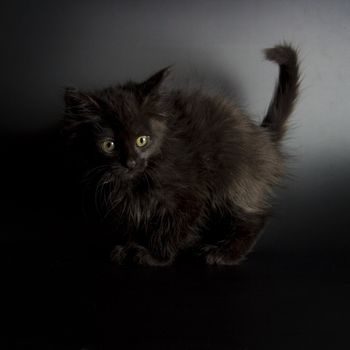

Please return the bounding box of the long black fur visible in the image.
[262,44,300,142]
[63,44,300,266]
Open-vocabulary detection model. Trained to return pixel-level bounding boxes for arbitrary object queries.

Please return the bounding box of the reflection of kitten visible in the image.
[64,44,300,266]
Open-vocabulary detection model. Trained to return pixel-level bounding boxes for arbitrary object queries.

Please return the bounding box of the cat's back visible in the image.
[167,89,260,160]
[168,89,242,130]
[164,89,284,197]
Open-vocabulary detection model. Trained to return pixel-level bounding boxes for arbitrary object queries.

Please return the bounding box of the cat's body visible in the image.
[64,44,300,265]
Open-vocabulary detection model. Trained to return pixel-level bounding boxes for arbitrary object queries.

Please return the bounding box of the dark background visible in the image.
[1,1,349,349]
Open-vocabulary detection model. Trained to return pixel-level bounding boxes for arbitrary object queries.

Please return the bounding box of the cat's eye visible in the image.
[100,139,115,154]
[136,135,150,148]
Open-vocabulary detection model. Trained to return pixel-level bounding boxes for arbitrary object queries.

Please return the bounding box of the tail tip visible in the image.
[264,43,298,66]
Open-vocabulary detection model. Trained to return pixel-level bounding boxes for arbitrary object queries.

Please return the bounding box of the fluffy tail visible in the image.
[261,44,300,142]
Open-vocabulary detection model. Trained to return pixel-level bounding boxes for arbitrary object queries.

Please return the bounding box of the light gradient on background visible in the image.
[1,0,349,253]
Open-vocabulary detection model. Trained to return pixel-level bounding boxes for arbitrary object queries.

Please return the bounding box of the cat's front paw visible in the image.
[110,244,173,266]
[201,244,245,266]
[133,245,174,266]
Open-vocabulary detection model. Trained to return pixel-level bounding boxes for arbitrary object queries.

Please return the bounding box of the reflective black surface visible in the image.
[1,130,350,350]
[4,244,350,349]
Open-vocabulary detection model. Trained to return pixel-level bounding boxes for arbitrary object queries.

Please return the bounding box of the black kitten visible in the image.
[63,44,300,266]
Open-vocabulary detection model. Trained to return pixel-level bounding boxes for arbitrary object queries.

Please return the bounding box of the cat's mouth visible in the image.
[100,162,147,183]
[100,169,142,184]
[123,166,145,179]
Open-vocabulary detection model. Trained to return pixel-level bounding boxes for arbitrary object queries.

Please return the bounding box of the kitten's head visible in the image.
[64,67,171,186]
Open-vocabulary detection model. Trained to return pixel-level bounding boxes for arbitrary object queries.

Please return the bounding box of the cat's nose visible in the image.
[127,159,136,170]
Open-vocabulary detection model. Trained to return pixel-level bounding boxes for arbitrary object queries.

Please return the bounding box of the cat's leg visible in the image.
[134,217,196,266]
[203,211,267,266]
[110,226,181,266]
[112,214,200,266]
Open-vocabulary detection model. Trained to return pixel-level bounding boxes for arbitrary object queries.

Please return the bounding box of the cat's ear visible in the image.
[138,66,171,96]
[64,87,96,111]
[64,87,100,117]
[64,86,81,107]
[63,87,100,138]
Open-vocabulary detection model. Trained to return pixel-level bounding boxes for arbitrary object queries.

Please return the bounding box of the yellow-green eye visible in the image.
[100,139,115,153]
[136,135,150,148]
